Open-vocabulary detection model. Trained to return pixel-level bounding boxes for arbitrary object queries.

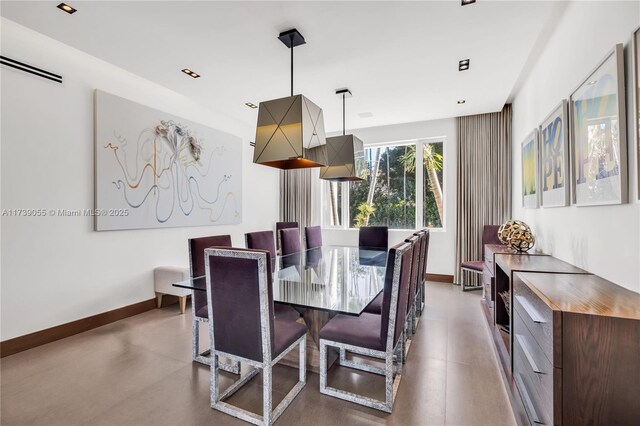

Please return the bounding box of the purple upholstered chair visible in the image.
[245,231,277,259]
[304,226,323,250]
[319,241,413,413]
[460,225,500,292]
[279,227,302,256]
[276,221,298,254]
[189,235,235,369]
[358,226,388,250]
[413,229,430,316]
[205,248,307,424]
[245,231,300,322]
[404,235,422,338]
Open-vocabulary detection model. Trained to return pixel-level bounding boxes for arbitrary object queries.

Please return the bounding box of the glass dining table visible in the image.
[173,245,388,372]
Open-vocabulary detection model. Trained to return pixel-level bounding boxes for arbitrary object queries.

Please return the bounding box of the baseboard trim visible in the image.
[1,298,161,358]
[425,273,454,283]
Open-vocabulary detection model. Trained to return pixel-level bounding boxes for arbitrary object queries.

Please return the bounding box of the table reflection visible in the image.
[274,246,387,315]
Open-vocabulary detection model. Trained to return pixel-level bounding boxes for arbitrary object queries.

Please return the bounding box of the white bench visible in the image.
[153,266,190,314]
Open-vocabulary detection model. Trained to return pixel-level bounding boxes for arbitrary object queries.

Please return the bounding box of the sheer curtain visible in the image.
[455,104,512,285]
[279,168,320,228]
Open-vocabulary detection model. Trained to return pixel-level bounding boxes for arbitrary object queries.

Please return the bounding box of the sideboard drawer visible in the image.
[514,353,554,426]
[514,276,557,366]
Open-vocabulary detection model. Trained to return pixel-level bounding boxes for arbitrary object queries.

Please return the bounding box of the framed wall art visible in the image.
[95,90,243,231]
[521,129,539,209]
[632,27,640,200]
[570,43,627,206]
[539,101,570,207]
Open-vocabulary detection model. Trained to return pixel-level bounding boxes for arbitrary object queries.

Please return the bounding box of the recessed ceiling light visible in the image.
[461,0,476,6]
[459,59,470,71]
[587,80,597,85]
[358,112,374,118]
[181,68,200,78]
[57,3,77,14]
[245,102,258,109]
[457,100,466,104]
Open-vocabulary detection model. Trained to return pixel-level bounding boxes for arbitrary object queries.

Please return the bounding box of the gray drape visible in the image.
[279,169,314,227]
[455,104,512,285]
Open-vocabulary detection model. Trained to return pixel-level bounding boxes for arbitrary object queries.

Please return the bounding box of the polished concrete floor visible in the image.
[1,282,516,425]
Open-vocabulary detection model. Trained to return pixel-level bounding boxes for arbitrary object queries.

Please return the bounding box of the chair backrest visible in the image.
[358,226,388,250]
[305,226,323,250]
[189,235,232,314]
[481,225,501,259]
[276,222,299,251]
[380,242,413,349]
[422,229,431,276]
[205,248,275,364]
[413,229,429,281]
[245,231,277,260]
[405,235,421,310]
[279,227,302,255]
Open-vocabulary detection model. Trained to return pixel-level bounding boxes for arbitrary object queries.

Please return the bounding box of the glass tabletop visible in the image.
[173,245,388,316]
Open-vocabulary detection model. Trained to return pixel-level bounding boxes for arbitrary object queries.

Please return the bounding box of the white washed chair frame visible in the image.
[319,242,410,413]
[401,235,420,358]
[205,248,306,426]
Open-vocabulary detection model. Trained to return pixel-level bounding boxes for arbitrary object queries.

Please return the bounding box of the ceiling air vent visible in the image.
[0,56,63,84]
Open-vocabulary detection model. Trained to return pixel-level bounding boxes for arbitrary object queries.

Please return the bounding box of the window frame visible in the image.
[321,137,446,232]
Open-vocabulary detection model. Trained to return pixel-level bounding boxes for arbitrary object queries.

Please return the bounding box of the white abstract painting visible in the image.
[95,90,242,231]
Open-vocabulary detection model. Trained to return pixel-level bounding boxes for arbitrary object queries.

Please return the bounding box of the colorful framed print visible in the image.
[632,27,640,200]
[539,101,570,207]
[521,129,539,209]
[570,43,627,206]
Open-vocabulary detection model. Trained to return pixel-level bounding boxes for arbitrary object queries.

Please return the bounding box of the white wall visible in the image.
[0,19,280,340]
[511,1,640,293]
[321,118,457,276]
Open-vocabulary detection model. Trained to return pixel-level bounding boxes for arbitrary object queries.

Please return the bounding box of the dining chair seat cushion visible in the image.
[197,303,298,321]
[275,304,300,321]
[362,293,383,314]
[460,260,483,272]
[319,312,384,351]
[274,318,307,358]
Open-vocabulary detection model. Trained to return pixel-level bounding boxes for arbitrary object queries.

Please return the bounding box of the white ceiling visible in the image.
[0,1,562,133]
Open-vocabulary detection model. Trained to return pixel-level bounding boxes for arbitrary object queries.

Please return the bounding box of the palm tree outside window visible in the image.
[321,139,445,230]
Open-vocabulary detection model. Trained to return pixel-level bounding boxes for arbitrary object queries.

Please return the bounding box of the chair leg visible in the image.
[461,269,483,292]
[339,348,347,364]
[211,354,219,406]
[193,318,240,373]
[384,353,394,413]
[319,340,328,392]
[320,340,397,413]
[299,335,306,385]
[192,318,200,362]
[262,365,272,426]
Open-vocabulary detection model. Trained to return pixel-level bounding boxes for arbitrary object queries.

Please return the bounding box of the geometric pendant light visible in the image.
[253,28,328,169]
[320,88,365,181]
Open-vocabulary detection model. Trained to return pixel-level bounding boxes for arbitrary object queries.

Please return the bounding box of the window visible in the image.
[322,139,445,230]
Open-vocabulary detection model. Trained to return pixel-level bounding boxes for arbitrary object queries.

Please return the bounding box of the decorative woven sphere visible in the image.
[497,220,535,253]
[497,220,519,245]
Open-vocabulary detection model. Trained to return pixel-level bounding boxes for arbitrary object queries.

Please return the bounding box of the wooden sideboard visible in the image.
[513,272,640,425]
[481,246,640,425]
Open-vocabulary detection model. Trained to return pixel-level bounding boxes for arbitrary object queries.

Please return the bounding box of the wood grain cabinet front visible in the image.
[512,272,640,426]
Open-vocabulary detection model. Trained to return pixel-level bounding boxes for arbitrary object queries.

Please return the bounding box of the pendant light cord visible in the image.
[290,35,294,97]
[342,93,346,136]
